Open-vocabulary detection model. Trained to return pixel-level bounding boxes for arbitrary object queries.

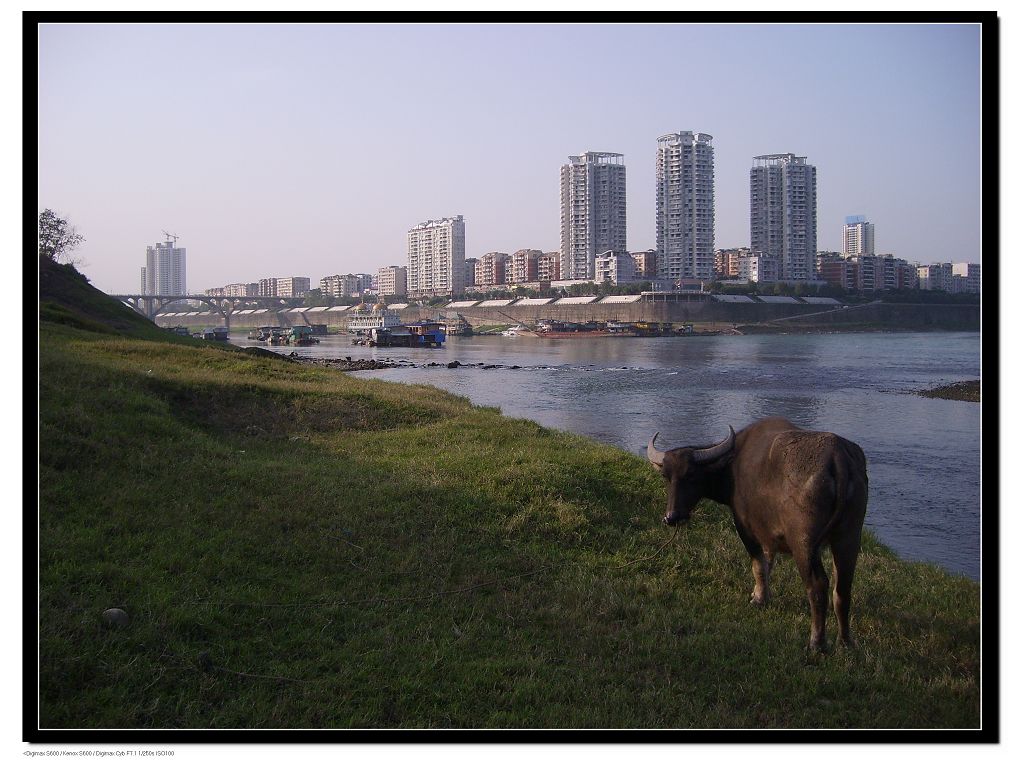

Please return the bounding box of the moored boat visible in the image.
[369,321,446,347]
[202,327,230,341]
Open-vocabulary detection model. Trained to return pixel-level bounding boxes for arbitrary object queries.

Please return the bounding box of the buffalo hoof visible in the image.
[750,594,769,607]
[808,639,830,654]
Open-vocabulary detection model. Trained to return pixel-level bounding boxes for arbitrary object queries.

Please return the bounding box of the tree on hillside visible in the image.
[38,209,85,266]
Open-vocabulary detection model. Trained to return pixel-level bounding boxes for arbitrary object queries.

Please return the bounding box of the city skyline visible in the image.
[37,22,982,294]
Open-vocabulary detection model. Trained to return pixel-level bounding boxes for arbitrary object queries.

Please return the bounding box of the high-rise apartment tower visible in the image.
[141,237,187,295]
[750,153,817,281]
[560,152,627,280]
[406,216,466,298]
[843,215,875,256]
[656,132,715,281]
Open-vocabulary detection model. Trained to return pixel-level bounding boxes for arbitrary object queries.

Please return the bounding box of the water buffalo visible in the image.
[647,416,868,652]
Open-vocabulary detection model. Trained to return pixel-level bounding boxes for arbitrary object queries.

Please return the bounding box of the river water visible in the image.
[231,330,982,580]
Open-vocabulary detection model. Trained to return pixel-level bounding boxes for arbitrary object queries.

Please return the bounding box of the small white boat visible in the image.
[502,325,527,336]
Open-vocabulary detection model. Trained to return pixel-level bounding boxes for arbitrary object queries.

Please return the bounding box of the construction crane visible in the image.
[161,230,180,246]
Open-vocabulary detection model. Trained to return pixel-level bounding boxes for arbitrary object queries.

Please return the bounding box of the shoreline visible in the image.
[916,379,981,402]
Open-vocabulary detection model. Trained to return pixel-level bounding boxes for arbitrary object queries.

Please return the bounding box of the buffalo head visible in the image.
[647,426,736,526]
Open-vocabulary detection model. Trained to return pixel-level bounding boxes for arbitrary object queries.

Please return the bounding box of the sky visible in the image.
[36,22,982,295]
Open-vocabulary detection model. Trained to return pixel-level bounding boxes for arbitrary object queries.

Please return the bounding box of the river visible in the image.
[231,330,982,580]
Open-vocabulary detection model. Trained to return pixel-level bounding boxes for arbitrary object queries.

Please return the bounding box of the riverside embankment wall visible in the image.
[152,299,980,332]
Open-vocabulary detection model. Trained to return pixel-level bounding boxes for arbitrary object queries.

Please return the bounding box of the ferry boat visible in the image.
[346,303,404,335]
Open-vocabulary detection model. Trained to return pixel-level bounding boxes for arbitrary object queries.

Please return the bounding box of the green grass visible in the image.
[37,260,981,729]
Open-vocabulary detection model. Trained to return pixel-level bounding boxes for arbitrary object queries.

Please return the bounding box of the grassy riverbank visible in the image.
[37,260,982,730]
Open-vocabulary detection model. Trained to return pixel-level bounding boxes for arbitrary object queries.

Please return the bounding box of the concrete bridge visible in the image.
[112,294,307,326]
[140,292,980,334]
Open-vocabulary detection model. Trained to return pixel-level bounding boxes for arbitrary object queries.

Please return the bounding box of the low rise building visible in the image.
[538,252,561,281]
[816,252,850,289]
[736,252,780,283]
[594,250,637,284]
[714,247,751,279]
[477,252,510,287]
[321,273,373,299]
[817,253,916,292]
[630,249,657,279]
[276,276,311,298]
[226,282,258,297]
[464,258,479,288]
[952,262,981,294]
[376,265,408,297]
[508,249,542,284]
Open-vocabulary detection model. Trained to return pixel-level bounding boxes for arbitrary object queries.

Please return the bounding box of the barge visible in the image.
[368,321,446,348]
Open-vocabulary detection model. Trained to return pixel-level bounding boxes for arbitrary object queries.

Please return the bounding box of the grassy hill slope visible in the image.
[36,261,982,730]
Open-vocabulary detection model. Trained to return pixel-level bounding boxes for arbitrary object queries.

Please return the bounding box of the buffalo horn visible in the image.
[647,432,666,468]
[691,426,736,464]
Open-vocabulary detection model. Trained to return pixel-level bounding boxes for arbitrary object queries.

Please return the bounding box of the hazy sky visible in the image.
[37,22,982,294]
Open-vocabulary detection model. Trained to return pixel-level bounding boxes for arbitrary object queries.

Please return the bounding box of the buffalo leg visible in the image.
[794,547,829,652]
[831,531,861,647]
[750,555,771,606]
[732,519,770,606]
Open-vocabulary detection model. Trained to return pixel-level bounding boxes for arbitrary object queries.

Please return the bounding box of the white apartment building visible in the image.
[560,152,627,281]
[225,282,257,297]
[594,250,637,284]
[656,132,715,281]
[737,252,780,283]
[276,276,310,298]
[258,278,278,297]
[750,153,817,281]
[321,273,373,298]
[376,266,408,297]
[843,215,875,256]
[142,238,187,295]
[407,215,466,298]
